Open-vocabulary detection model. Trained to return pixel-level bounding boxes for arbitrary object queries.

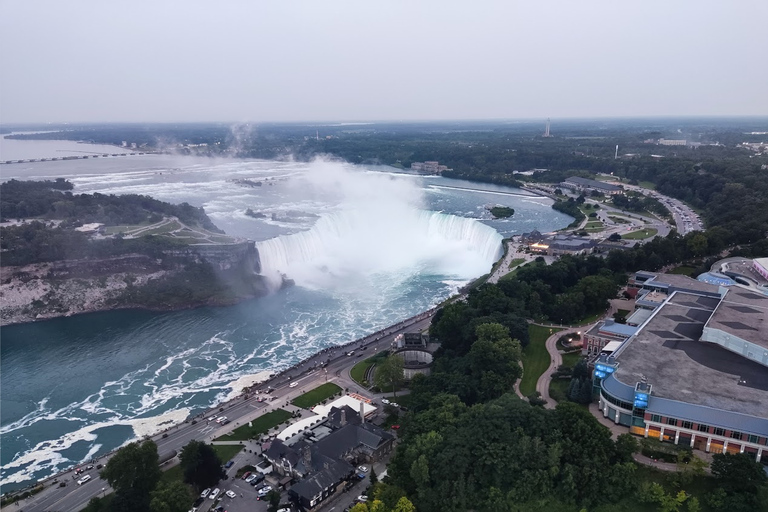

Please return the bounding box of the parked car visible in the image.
[242,471,252,480]
[224,460,234,469]
[391,424,401,430]
[250,474,265,486]
[225,490,236,499]
[381,398,390,405]
[357,495,369,503]
[200,488,211,498]
[257,485,273,498]
[357,465,369,473]
[209,488,221,500]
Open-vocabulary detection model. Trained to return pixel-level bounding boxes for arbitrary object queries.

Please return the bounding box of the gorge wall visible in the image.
[0,242,266,326]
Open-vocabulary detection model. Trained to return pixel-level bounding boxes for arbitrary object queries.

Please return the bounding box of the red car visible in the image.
[242,471,251,480]
[390,424,400,430]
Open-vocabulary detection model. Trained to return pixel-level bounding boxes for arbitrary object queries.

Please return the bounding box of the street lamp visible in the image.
[324,368,328,382]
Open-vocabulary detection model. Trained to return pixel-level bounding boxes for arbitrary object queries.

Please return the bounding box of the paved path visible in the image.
[535,327,579,408]
[487,240,533,284]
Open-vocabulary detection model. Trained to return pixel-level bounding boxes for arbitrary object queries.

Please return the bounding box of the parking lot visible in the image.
[193,444,286,512]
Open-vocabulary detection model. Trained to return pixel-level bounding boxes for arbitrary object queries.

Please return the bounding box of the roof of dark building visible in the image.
[563,176,622,192]
[289,460,354,500]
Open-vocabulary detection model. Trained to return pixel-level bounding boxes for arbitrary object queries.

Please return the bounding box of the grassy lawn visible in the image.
[561,351,582,368]
[520,325,563,396]
[508,257,526,269]
[351,359,374,386]
[585,221,603,228]
[637,180,657,190]
[215,409,292,441]
[622,227,658,240]
[608,215,630,224]
[549,378,570,403]
[213,444,244,463]
[669,265,697,276]
[291,382,342,409]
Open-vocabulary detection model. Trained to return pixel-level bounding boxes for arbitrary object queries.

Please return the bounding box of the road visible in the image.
[11,313,435,512]
[616,184,703,235]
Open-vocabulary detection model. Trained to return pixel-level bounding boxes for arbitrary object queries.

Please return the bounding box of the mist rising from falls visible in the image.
[255,159,502,291]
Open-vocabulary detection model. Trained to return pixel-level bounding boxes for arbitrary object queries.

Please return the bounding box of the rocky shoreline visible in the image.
[0,252,270,327]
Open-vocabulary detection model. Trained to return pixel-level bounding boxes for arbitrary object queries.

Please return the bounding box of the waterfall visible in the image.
[256,208,502,290]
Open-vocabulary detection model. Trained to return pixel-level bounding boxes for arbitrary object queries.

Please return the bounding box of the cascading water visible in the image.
[256,207,502,290]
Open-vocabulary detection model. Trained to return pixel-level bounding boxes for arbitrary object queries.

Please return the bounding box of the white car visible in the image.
[216,416,227,424]
[289,382,298,388]
[77,475,91,485]
[245,474,258,483]
[357,495,369,502]
[257,485,273,497]
[391,402,400,408]
[200,488,211,498]
[357,465,369,473]
[381,398,390,405]
[225,490,236,499]
[209,488,220,500]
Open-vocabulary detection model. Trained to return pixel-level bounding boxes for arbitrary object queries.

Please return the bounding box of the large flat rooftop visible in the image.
[614,291,768,417]
[706,287,768,350]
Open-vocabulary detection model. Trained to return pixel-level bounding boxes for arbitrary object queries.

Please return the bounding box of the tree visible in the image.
[150,481,193,512]
[393,496,417,512]
[350,504,369,512]
[178,440,225,491]
[375,355,405,397]
[266,490,281,512]
[710,452,768,495]
[100,440,161,512]
[369,467,379,485]
[614,434,638,463]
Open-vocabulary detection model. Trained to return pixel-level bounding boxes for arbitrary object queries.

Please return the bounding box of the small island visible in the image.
[488,206,515,219]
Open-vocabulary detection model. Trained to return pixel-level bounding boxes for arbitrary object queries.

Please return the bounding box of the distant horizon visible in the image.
[3,114,768,129]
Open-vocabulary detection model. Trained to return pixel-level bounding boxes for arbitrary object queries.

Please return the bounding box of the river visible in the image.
[0,139,572,490]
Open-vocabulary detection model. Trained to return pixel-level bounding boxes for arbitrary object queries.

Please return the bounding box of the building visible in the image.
[754,258,768,281]
[266,403,395,510]
[593,273,768,464]
[582,319,637,357]
[410,161,450,175]
[658,139,687,146]
[548,234,595,256]
[560,177,623,196]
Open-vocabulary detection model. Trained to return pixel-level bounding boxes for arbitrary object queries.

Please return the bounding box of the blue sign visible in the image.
[594,370,606,379]
[595,364,616,374]
[634,399,648,408]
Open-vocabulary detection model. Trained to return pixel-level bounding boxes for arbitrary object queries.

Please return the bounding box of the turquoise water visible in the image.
[0,154,571,489]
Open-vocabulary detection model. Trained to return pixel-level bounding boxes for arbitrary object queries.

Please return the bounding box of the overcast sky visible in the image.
[1,0,766,124]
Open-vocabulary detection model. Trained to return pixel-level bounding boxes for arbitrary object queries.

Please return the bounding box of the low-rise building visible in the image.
[560,177,623,195]
[593,274,768,464]
[583,319,637,357]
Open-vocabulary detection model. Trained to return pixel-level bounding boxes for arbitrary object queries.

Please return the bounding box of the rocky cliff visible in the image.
[0,242,268,326]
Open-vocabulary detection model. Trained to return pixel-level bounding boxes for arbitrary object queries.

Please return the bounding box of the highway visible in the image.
[11,313,435,512]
